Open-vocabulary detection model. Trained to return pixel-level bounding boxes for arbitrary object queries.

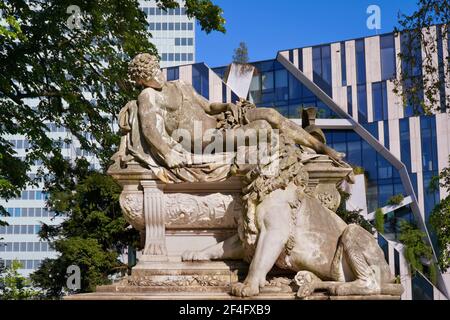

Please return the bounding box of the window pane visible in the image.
[275,69,288,101]
[357,84,368,123]
[261,72,274,91]
[380,34,396,80]
[341,42,347,86]
[355,39,366,84]
[372,82,383,121]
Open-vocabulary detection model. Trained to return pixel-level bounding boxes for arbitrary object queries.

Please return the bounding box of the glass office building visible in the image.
[0,1,195,276]
[139,0,195,68]
[162,26,449,299]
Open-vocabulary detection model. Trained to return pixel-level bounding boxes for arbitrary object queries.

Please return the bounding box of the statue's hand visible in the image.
[226,103,239,120]
[165,150,188,168]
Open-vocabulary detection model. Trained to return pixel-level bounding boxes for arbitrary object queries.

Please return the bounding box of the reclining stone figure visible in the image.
[119,53,344,178]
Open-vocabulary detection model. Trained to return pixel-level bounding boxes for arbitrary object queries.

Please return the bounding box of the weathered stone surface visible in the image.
[79,53,405,300]
[65,290,401,300]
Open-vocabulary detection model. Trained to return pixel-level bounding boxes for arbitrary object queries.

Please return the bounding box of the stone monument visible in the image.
[68,53,404,300]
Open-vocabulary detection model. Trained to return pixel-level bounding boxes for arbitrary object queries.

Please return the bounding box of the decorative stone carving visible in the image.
[314,183,341,212]
[165,193,241,229]
[142,181,167,260]
[119,192,144,231]
[128,275,230,287]
[118,190,242,231]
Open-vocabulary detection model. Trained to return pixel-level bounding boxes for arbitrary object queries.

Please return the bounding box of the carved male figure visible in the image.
[127,53,344,169]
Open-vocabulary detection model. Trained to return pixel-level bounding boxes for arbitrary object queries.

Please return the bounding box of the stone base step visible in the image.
[65,291,400,300]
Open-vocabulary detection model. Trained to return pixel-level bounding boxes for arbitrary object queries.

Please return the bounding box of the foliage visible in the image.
[428,155,450,272]
[0,0,225,223]
[0,260,41,300]
[30,159,140,298]
[393,0,450,114]
[429,189,450,272]
[232,42,250,64]
[434,155,450,194]
[1,0,225,297]
[352,166,365,175]
[336,190,373,233]
[399,220,434,277]
[374,208,385,234]
[387,194,405,206]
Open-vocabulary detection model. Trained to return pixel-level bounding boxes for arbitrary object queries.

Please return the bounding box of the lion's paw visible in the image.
[294,271,318,298]
[231,282,260,297]
[181,250,210,261]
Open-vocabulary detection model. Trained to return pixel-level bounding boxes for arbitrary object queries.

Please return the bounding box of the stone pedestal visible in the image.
[73,159,363,300]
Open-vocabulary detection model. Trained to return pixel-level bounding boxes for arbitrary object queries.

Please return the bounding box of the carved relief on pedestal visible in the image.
[119,191,145,231]
[118,187,243,231]
[165,193,241,229]
[314,183,341,212]
[128,275,231,288]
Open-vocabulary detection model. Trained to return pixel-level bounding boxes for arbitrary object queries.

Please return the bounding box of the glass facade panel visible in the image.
[325,129,400,212]
[357,84,368,123]
[192,64,209,99]
[341,42,347,86]
[312,45,332,96]
[420,116,438,172]
[412,273,433,300]
[372,81,388,121]
[380,34,396,80]
[355,39,366,84]
[166,67,179,81]
[248,60,340,119]
[347,86,352,116]
[378,235,389,263]
[399,119,412,171]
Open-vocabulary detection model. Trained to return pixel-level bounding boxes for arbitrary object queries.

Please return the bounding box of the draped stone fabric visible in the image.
[111,98,236,183]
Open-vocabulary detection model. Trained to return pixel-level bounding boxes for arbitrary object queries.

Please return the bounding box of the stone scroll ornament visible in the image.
[110,53,403,298]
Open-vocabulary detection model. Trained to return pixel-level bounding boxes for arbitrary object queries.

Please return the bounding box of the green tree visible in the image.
[429,155,450,272]
[393,0,449,114]
[30,159,140,298]
[399,220,434,276]
[429,197,450,272]
[336,190,373,233]
[0,260,41,300]
[232,42,250,64]
[387,194,405,206]
[0,0,225,223]
[0,0,225,298]
[374,208,385,234]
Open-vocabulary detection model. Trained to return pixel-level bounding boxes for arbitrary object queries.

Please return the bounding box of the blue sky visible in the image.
[195,0,419,67]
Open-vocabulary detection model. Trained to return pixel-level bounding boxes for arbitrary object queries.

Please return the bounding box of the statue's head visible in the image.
[128,53,166,89]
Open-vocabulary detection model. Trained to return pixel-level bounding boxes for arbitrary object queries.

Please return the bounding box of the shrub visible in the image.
[387,194,404,206]
[352,166,365,175]
[374,208,385,233]
[399,221,434,281]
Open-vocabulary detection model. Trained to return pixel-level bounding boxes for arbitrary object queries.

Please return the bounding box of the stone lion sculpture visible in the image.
[182,142,404,298]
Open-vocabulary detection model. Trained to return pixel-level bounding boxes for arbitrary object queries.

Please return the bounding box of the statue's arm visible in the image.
[137,90,172,159]
[185,82,235,115]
